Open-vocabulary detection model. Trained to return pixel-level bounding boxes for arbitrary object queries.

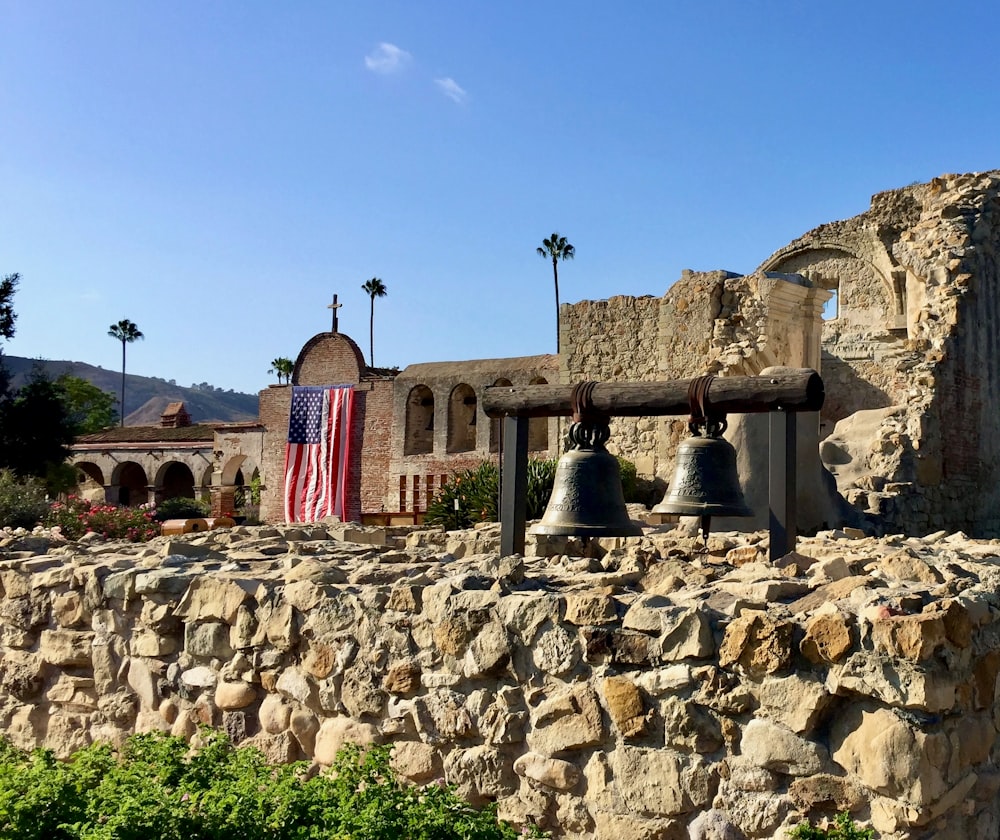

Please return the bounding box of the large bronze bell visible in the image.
[654,376,753,541]
[532,383,642,538]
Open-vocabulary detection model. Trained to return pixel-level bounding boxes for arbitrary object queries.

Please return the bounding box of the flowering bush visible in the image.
[45,496,159,542]
[0,469,49,529]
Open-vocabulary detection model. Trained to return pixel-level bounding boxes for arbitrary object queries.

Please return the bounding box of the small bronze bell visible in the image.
[654,375,753,542]
[532,382,642,538]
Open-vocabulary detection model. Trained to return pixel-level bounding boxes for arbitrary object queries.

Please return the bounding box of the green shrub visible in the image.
[44,497,159,542]
[616,456,638,502]
[425,458,561,530]
[0,730,546,840]
[152,496,210,522]
[0,469,48,529]
[788,812,876,839]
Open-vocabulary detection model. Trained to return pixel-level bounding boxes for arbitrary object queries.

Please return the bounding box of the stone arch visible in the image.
[447,384,477,454]
[405,385,435,456]
[489,379,513,453]
[528,377,549,451]
[74,461,106,502]
[155,461,196,501]
[760,244,897,331]
[111,462,148,506]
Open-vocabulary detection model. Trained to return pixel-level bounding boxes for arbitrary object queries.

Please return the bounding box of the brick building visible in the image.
[257,329,557,523]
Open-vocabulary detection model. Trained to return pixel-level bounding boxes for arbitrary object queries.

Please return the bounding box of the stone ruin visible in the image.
[22,171,1000,840]
[563,170,1000,538]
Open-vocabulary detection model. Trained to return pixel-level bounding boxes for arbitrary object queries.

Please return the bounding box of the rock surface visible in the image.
[2,521,1000,838]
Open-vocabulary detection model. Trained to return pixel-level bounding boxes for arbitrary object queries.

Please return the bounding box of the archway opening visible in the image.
[489,379,513,453]
[116,462,148,506]
[447,384,477,453]
[528,377,549,451]
[405,385,435,455]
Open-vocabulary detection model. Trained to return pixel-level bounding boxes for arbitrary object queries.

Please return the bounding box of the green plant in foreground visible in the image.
[788,811,876,839]
[0,469,48,529]
[151,496,210,522]
[0,730,546,840]
[44,497,159,542]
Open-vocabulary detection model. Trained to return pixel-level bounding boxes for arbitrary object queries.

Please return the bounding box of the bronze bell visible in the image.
[654,376,753,541]
[532,382,642,538]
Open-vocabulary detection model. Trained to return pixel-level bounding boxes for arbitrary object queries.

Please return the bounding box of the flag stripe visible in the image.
[283,385,354,522]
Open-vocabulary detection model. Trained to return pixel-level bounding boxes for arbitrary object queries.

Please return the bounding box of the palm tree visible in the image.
[107,319,144,426]
[537,232,574,353]
[268,357,294,384]
[361,277,387,368]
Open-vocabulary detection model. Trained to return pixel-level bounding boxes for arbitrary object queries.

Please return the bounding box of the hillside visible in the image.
[2,356,259,425]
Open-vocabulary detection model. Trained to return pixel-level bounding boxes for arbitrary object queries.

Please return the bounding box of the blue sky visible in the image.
[2,1,997,397]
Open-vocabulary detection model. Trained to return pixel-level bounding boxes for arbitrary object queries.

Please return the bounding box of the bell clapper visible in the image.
[700,515,711,547]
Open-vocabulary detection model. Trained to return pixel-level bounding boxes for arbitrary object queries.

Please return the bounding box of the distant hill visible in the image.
[2,356,259,425]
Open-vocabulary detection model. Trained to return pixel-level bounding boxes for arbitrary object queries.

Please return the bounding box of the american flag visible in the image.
[283,385,354,522]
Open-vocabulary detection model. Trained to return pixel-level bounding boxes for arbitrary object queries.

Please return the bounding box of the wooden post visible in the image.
[500,415,529,556]
[768,409,797,560]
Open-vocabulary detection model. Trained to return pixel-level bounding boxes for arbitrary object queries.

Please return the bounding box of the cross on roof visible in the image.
[327,294,343,332]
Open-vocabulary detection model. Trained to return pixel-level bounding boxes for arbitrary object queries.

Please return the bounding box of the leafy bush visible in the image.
[424,461,499,529]
[152,496,210,522]
[0,730,546,840]
[424,455,642,530]
[788,812,876,839]
[616,456,638,502]
[425,458,562,529]
[44,497,159,542]
[0,469,49,529]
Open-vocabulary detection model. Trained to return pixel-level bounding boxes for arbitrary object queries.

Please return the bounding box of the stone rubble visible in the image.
[2,521,1000,838]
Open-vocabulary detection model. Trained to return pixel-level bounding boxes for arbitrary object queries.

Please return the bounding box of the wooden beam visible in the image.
[482,369,823,419]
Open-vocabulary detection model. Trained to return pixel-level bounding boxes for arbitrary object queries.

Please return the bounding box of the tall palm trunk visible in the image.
[552,258,560,354]
[119,340,126,426]
[369,299,375,367]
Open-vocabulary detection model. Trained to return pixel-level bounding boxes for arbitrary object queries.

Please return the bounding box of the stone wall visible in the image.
[763,171,1000,537]
[562,272,827,499]
[5,524,1000,839]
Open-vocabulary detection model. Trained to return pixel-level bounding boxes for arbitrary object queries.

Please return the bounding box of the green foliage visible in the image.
[788,812,876,839]
[268,357,294,385]
[0,273,18,343]
[0,469,48,529]
[56,374,118,434]
[425,458,561,530]
[44,497,159,542]
[0,731,544,840]
[425,461,499,529]
[151,496,210,522]
[0,369,75,489]
[616,456,638,502]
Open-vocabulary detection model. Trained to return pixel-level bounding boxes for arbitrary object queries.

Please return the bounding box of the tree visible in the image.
[536,233,575,353]
[56,374,118,434]
[107,319,143,426]
[361,277,387,368]
[0,369,75,489]
[268,357,294,385]
[0,273,18,342]
[0,273,20,396]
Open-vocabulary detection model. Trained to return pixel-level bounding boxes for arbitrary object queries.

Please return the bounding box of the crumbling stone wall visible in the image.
[763,171,1000,537]
[4,524,1000,839]
[562,271,826,496]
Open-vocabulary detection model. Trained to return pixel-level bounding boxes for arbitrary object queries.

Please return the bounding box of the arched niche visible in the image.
[489,378,513,453]
[447,384,477,454]
[528,377,549,451]
[405,385,435,456]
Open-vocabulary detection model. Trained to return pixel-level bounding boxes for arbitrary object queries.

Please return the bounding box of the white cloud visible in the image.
[435,77,467,104]
[365,42,411,74]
